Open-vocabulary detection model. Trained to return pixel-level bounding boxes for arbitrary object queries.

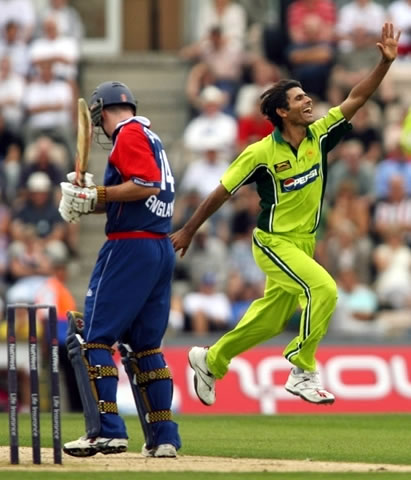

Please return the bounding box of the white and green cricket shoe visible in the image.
[63,436,128,457]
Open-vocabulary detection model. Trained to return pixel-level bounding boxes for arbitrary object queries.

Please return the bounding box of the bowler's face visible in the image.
[285,87,314,126]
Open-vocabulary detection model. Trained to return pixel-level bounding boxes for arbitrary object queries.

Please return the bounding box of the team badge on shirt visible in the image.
[274,160,292,173]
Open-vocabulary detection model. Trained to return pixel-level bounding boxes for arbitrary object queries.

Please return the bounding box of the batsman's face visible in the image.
[281,87,314,127]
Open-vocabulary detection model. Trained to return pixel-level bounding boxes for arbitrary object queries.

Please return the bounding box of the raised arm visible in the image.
[170,183,231,257]
[340,23,400,122]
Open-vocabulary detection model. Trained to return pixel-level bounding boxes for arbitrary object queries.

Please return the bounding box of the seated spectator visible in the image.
[6,225,53,303]
[236,93,274,153]
[331,264,411,340]
[38,0,85,44]
[287,0,337,45]
[0,20,30,77]
[388,0,411,57]
[342,102,383,166]
[374,138,411,200]
[18,136,66,205]
[174,220,228,292]
[330,28,395,109]
[192,0,248,50]
[180,26,247,115]
[0,142,22,206]
[372,174,411,246]
[179,148,229,200]
[183,272,232,336]
[0,55,25,131]
[183,85,238,163]
[323,218,373,284]
[0,195,10,294]
[326,139,375,204]
[373,228,411,309]
[9,171,66,245]
[287,15,335,100]
[0,0,37,43]
[29,15,80,84]
[235,58,282,118]
[336,0,387,53]
[0,108,23,162]
[22,59,75,166]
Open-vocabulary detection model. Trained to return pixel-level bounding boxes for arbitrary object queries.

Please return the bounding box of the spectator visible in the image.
[183,85,237,163]
[342,102,384,166]
[336,0,387,53]
[0,21,30,77]
[175,220,228,291]
[193,0,248,50]
[373,227,411,309]
[180,148,229,199]
[18,136,66,204]
[35,240,82,411]
[287,15,335,100]
[0,55,25,131]
[236,93,274,153]
[326,139,375,204]
[183,272,232,336]
[0,142,22,206]
[287,0,337,45]
[38,0,85,44]
[331,28,396,109]
[0,0,37,43]
[29,15,80,84]
[9,171,66,245]
[235,58,282,118]
[388,0,411,57]
[375,137,411,200]
[22,60,75,166]
[181,26,246,114]
[0,108,23,161]
[372,174,411,246]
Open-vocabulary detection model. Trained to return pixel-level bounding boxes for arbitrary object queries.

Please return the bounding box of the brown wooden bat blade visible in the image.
[75,97,92,187]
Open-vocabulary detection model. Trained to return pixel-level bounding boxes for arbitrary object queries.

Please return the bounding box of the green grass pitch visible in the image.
[0,413,410,479]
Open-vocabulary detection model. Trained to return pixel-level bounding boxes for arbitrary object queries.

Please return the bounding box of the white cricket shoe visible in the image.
[285,368,335,404]
[188,346,216,406]
[63,436,128,457]
[141,443,177,458]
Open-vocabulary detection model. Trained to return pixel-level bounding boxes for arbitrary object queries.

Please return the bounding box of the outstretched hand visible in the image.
[169,228,193,258]
[377,22,401,62]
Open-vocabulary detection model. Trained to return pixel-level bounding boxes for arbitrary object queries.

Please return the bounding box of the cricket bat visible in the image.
[75,97,92,187]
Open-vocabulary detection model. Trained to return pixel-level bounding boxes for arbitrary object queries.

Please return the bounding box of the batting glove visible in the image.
[61,182,99,214]
[66,171,96,187]
[58,196,82,223]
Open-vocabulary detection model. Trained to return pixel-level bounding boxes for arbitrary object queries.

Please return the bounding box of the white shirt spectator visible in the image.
[336,0,387,51]
[195,0,247,49]
[0,0,37,42]
[39,0,85,43]
[184,291,232,324]
[23,78,73,129]
[0,21,30,76]
[0,56,25,129]
[180,152,229,199]
[388,0,411,55]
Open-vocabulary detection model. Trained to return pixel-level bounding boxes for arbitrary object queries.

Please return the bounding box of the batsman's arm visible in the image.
[340,22,400,121]
[170,183,231,257]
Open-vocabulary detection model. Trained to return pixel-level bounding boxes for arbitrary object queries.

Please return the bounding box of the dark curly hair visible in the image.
[260,79,302,131]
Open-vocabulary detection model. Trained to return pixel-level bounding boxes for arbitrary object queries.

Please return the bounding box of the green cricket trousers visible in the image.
[207,227,338,377]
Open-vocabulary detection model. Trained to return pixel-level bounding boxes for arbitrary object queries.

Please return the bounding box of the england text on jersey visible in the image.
[145,195,174,218]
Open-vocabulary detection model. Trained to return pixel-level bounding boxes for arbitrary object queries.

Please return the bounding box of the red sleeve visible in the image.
[110,123,161,182]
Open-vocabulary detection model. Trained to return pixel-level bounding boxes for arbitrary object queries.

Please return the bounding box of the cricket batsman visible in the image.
[171,23,400,406]
[59,81,181,457]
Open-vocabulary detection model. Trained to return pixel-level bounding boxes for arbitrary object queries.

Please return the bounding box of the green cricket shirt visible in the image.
[221,106,352,234]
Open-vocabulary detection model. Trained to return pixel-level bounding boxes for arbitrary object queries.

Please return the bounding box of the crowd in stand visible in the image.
[1,0,411,347]
[0,0,84,411]
[170,0,411,339]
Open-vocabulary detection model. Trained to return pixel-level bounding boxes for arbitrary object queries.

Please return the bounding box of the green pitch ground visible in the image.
[0,413,410,479]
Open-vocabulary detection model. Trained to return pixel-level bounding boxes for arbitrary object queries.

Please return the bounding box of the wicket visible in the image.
[7,303,62,465]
